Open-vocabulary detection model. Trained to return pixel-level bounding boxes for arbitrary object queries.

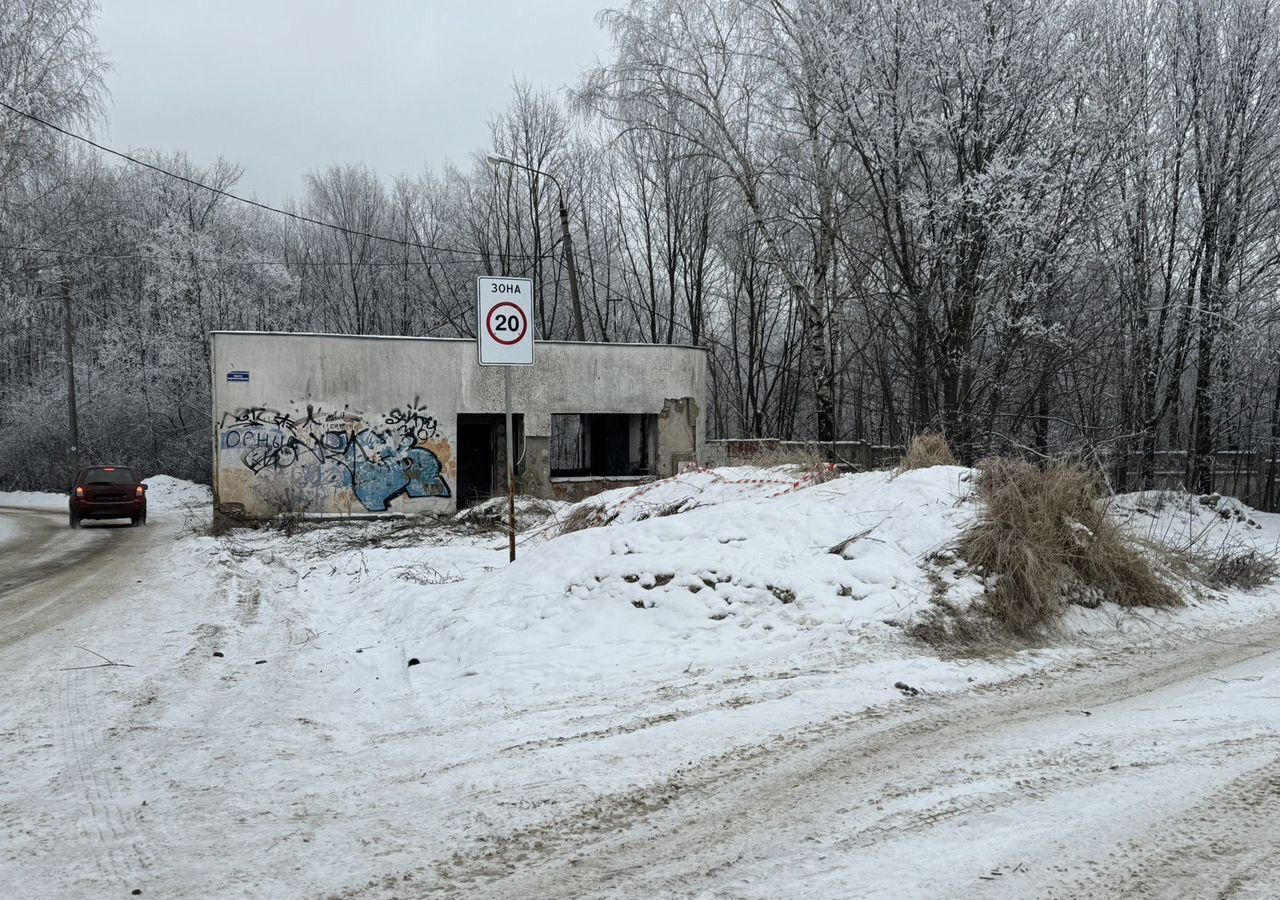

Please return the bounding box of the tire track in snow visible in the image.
[495,684,800,755]
[54,669,156,890]
[3,504,215,897]
[1058,754,1280,899]
[344,617,1280,899]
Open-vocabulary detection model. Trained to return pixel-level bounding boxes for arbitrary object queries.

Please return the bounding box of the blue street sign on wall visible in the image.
[227,371,250,383]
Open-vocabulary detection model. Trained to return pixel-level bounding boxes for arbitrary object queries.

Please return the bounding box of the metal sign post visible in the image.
[504,367,515,562]
[477,276,534,562]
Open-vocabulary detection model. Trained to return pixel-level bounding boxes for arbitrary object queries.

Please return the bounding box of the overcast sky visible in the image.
[94,0,614,203]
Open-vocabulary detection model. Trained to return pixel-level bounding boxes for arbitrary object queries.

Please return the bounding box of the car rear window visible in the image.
[82,467,137,485]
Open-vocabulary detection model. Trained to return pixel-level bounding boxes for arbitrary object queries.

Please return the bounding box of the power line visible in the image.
[0,100,543,262]
[0,243,541,269]
[0,103,826,287]
[0,102,957,287]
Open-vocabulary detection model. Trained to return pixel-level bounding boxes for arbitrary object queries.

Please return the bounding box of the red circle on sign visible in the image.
[486,301,528,346]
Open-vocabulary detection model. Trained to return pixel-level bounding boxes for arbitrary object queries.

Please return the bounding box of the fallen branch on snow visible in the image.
[56,646,135,671]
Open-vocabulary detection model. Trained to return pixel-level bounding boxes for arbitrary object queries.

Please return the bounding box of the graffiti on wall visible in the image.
[219,399,451,511]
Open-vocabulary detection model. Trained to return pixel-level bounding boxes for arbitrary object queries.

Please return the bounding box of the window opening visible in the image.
[551,413,656,478]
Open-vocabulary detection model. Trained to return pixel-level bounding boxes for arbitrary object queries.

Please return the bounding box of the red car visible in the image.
[69,466,148,527]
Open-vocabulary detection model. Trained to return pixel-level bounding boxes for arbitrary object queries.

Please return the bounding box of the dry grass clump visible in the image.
[455,497,557,534]
[1196,548,1279,591]
[907,597,1007,650]
[897,432,958,472]
[453,504,509,534]
[749,442,839,484]
[557,503,618,535]
[251,482,316,534]
[956,457,1179,639]
[633,499,700,520]
[748,443,820,467]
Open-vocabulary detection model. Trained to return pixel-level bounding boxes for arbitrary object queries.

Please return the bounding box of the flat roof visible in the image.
[210,330,708,353]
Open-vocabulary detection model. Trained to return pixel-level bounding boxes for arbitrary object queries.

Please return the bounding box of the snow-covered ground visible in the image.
[2,465,1279,898]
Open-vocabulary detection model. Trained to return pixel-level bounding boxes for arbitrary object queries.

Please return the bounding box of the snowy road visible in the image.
[0,494,204,898]
[396,619,1280,899]
[0,504,143,651]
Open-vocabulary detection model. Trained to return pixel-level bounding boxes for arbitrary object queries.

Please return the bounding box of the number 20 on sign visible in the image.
[477,276,534,366]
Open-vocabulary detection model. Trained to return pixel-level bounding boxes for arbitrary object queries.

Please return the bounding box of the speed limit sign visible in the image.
[477,276,534,366]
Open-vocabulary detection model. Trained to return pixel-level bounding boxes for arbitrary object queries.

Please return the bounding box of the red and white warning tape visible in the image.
[609,462,837,516]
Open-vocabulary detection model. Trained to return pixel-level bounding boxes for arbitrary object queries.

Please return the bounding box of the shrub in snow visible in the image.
[1196,549,1279,591]
[897,433,959,472]
[1112,491,1277,594]
[951,458,1179,639]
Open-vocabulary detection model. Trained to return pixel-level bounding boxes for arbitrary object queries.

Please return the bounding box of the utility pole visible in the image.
[61,274,80,486]
[486,153,587,341]
[557,198,586,342]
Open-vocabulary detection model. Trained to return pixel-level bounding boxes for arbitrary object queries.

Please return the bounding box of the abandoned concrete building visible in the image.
[210,331,708,518]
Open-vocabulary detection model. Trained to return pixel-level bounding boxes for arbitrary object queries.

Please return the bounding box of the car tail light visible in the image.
[75,486,84,497]
[135,485,144,498]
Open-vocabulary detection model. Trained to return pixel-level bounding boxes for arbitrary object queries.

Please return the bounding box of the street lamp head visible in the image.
[485,152,515,168]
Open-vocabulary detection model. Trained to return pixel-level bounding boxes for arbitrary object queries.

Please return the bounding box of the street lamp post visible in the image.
[485,152,586,342]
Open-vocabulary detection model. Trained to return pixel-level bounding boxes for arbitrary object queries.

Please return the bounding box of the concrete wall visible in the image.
[211,332,707,518]
[704,439,904,471]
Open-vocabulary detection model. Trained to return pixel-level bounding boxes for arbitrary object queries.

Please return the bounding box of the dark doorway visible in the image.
[456,418,495,509]
[457,414,524,508]
[590,414,632,475]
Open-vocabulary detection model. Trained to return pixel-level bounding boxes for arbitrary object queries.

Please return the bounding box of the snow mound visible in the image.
[546,464,837,533]
[1113,490,1280,555]
[410,466,976,683]
[0,489,66,512]
[142,475,211,511]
